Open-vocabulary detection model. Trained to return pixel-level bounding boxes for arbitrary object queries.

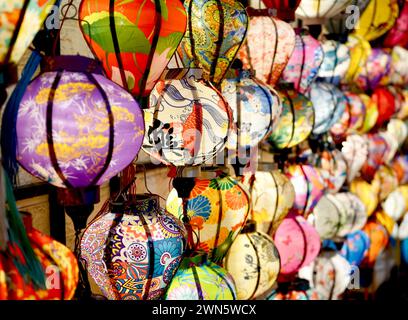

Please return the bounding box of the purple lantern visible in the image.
[16,56,145,189]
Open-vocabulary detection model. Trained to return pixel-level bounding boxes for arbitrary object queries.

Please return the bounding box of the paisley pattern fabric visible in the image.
[166,173,250,263]
[317,40,351,86]
[360,133,389,182]
[238,15,295,87]
[81,195,186,300]
[178,0,248,85]
[341,134,369,183]
[295,0,352,24]
[392,155,408,185]
[308,82,347,135]
[281,28,324,94]
[165,254,236,300]
[224,230,280,300]
[241,170,295,236]
[0,0,57,65]
[274,211,321,279]
[143,69,231,166]
[221,70,281,150]
[268,87,314,149]
[355,49,391,91]
[16,56,145,189]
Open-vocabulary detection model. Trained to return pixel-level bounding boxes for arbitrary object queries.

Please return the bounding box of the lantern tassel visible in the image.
[1,50,42,185]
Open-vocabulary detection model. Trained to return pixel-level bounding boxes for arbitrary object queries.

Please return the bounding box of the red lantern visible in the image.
[384,0,408,48]
[372,87,396,128]
[260,0,302,22]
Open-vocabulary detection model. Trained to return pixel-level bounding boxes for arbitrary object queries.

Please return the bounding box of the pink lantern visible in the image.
[384,0,408,48]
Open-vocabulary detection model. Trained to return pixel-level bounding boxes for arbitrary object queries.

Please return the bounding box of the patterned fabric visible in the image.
[358,93,378,134]
[285,164,326,217]
[274,211,321,279]
[307,82,347,135]
[221,70,281,150]
[241,170,295,236]
[317,40,351,86]
[361,221,389,268]
[281,28,324,94]
[268,87,314,149]
[143,69,231,166]
[355,49,391,91]
[81,195,186,300]
[344,35,372,86]
[360,133,389,182]
[16,56,144,189]
[238,15,295,87]
[178,0,248,85]
[0,0,57,65]
[384,1,408,48]
[166,173,250,264]
[353,0,399,42]
[79,0,187,97]
[224,230,280,300]
[350,177,380,217]
[388,47,408,86]
[392,155,408,185]
[341,134,369,183]
[340,231,371,267]
[165,254,236,300]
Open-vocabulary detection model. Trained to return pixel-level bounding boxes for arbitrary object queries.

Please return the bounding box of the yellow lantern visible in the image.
[350,178,380,217]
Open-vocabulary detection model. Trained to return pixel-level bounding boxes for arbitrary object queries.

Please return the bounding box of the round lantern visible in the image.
[274,211,321,280]
[295,0,352,24]
[360,133,389,182]
[387,119,408,148]
[307,82,347,136]
[1,212,79,300]
[340,230,371,266]
[221,68,281,151]
[317,40,351,86]
[344,35,372,85]
[16,56,144,189]
[268,86,314,150]
[298,250,351,300]
[79,0,187,99]
[353,0,399,42]
[373,165,399,202]
[280,28,324,94]
[387,86,405,115]
[350,178,380,217]
[241,167,295,236]
[391,155,408,184]
[238,9,296,87]
[358,93,379,134]
[341,134,368,183]
[384,1,408,48]
[383,188,407,222]
[371,87,396,129]
[355,49,391,91]
[389,47,408,86]
[142,68,232,167]
[374,211,396,236]
[166,169,250,263]
[165,253,236,300]
[258,0,302,21]
[361,221,389,269]
[80,194,186,300]
[380,132,399,165]
[267,279,320,300]
[178,0,248,85]
[224,221,280,300]
[285,164,326,217]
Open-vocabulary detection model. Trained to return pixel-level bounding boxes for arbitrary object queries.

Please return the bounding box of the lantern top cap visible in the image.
[42,55,104,75]
[241,220,257,234]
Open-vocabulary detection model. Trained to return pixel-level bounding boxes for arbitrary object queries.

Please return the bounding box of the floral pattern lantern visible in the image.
[281,28,324,94]
[339,231,371,266]
[224,222,280,300]
[79,0,187,100]
[355,49,391,91]
[350,178,380,217]
[307,82,347,136]
[80,194,186,300]
[260,0,302,21]
[360,133,389,182]
[241,168,295,236]
[238,10,296,87]
[341,134,369,183]
[353,0,399,42]
[384,1,408,48]
[285,164,326,217]
[16,56,144,189]
[295,0,352,24]
[165,253,236,300]
[142,69,232,166]
[221,69,281,151]
[317,40,351,86]
[268,86,314,150]
[392,155,408,185]
[274,211,321,281]
[166,171,250,263]
[178,0,248,85]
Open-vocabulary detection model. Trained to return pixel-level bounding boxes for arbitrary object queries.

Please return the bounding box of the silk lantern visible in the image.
[81,194,186,300]
[241,167,295,236]
[340,230,371,266]
[372,87,396,129]
[380,132,399,165]
[221,68,281,151]
[382,188,407,222]
[268,86,314,150]
[285,164,326,217]
[274,211,321,281]
[358,93,379,134]
[344,35,372,86]
[353,0,399,42]
[178,0,248,85]
[142,68,232,167]
[79,0,187,100]
[165,252,236,300]
[295,0,353,24]
[307,82,347,136]
[387,119,408,149]
[281,28,324,94]
[16,55,144,189]
[260,0,302,21]
[361,221,389,269]
[350,178,380,217]
[341,134,368,183]
[317,40,351,86]
[298,250,351,300]
[387,86,405,116]
[360,133,389,182]
[224,221,280,300]
[392,155,408,184]
[238,9,296,87]
[166,170,250,264]
[384,1,408,48]
[373,165,399,202]
[389,47,408,86]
